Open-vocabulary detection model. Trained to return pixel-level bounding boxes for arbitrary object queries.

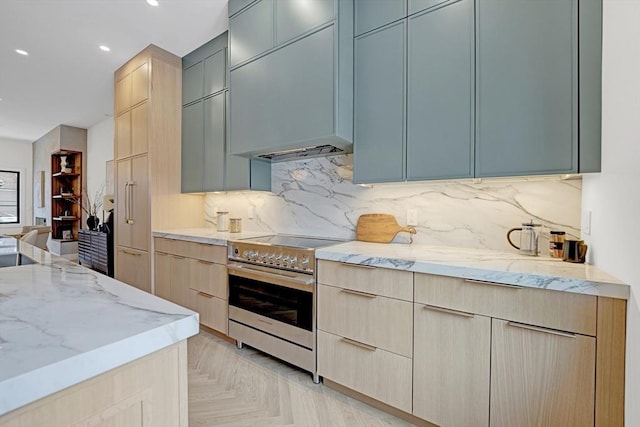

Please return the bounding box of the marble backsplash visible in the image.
[204,155,582,253]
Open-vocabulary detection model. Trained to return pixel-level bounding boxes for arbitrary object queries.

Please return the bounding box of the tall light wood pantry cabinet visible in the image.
[114,45,203,292]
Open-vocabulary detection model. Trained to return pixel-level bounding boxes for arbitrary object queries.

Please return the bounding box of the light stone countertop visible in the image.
[316,241,629,300]
[153,228,273,245]
[0,238,199,416]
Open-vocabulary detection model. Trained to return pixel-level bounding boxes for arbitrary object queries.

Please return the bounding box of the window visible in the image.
[0,170,20,224]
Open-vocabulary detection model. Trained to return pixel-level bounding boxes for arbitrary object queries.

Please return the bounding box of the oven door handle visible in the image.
[227,263,314,290]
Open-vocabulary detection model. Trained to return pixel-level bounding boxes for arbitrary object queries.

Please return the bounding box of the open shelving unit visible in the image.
[51,150,82,240]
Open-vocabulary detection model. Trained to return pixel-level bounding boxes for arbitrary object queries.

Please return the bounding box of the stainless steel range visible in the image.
[227,235,340,383]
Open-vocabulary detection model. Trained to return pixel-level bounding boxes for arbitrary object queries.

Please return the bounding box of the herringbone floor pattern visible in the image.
[187,331,415,426]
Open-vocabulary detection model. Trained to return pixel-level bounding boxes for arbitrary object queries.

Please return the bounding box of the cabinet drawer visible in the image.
[317,260,413,301]
[317,284,412,357]
[154,238,227,264]
[154,237,189,255]
[191,289,228,334]
[189,258,227,299]
[414,273,597,336]
[317,330,412,413]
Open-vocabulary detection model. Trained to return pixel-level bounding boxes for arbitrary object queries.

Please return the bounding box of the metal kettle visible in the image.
[507,220,541,256]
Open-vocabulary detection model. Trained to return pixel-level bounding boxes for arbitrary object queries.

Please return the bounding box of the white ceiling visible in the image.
[0,0,229,143]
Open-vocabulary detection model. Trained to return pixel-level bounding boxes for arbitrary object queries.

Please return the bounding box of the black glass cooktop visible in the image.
[236,235,343,250]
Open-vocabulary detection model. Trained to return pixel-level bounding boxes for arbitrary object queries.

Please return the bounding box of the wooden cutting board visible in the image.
[356,214,417,243]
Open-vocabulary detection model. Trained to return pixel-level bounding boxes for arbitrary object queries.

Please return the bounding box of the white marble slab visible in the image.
[316,241,629,300]
[0,254,199,416]
[153,228,273,246]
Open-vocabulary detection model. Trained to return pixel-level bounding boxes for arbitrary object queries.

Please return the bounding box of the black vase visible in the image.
[87,216,99,231]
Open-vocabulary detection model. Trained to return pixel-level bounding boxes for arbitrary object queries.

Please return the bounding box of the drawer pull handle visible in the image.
[341,289,377,299]
[464,279,523,289]
[341,337,377,352]
[507,321,576,339]
[258,318,273,326]
[423,304,474,318]
[339,262,375,270]
[172,255,186,260]
[197,260,214,265]
[197,292,214,299]
[122,250,141,257]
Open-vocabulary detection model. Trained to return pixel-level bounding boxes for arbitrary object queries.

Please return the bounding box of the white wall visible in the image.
[86,117,114,215]
[0,138,33,234]
[581,1,640,424]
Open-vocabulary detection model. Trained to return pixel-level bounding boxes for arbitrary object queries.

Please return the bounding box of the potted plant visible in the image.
[80,184,104,230]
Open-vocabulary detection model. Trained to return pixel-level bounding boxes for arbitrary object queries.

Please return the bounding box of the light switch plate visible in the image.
[248,206,255,219]
[582,210,592,235]
[407,209,418,226]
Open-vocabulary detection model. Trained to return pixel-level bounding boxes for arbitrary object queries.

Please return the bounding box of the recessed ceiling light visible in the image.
[15,49,29,56]
[146,0,159,6]
[99,45,111,52]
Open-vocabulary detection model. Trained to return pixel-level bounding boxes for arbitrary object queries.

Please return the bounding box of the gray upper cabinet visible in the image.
[407,0,474,180]
[353,22,406,184]
[229,0,274,67]
[476,0,577,177]
[181,101,205,193]
[182,31,271,193]
[409,0,451,16]
[275,0,335,45]
[228,0,256,17]
[354,0,406,36]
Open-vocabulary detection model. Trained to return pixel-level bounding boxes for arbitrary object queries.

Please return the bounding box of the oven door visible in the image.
[227,262,314,348]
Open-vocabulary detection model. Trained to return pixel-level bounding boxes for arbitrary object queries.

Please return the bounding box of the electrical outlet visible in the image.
[248,206,255,219]
[407,209,418,226]
[582,210,592,236]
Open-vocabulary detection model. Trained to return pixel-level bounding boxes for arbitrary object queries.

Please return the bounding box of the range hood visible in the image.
[256,142,350,163]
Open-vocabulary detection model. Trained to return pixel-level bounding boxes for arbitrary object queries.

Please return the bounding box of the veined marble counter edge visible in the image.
[315,242,630,300]
[0,241,200,416]
[153,228,274,245]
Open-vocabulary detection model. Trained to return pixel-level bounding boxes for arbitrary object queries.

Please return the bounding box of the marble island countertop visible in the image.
[316,241,629,300]
[0,241,199,416]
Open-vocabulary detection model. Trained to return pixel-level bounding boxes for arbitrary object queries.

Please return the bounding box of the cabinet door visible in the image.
[204,49,226,97]
[353,22,405,183]
[229,0,274,67]
[169,255,190,308]
[115,74,131,115]
[116,159,132,248]
[155,252,171,300]
[407,0,474,180]
[409,0,450,15]
[230,25,335,156]
[116,111,131,160]
[189,258,227,299]
[130,155,149,251]
[181,101,205,193]
[490,319,595,427]
[183,62,203,106]
[131,102,148,156]
[275,0,335,44]
[131,61,149,106]
[203,94,226,191]
[229,0,257,17]
[476,0,577,177]
[355,0,406,36]
[115,247,150,292]
[413,303,490,427]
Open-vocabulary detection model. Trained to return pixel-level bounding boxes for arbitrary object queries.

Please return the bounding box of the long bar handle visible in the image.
[122,250,141,257]
[340,262,375,270]
[464,278,523,289]
[340,288,377,299]
[507,321,576,339]
[341,337,377,352]
[123,182,130,224]
[422,304,475,318]
[126,181,135,224]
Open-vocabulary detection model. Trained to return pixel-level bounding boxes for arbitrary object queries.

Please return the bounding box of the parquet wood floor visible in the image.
[188,331,415,426]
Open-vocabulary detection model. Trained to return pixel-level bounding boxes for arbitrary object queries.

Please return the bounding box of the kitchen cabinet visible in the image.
[114,45,203,293]
[228,0,353,158]
[354,0,474,183]
[354,0,406,36]
[354,0,602,183]
[228,0,256,17]
[154,237,228,334]
[413,302,490,427]
[490,319,595,427]
[476,0,577,177]
[78,229,112,276]
[182,33,271,193]
[353,22,405,184]
[317,261,413,412]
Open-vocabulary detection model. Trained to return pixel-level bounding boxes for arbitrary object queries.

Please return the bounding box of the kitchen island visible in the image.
[0,240,199,426]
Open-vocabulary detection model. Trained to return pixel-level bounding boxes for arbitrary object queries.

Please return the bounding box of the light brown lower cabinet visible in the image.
[115,247,150,292]
[154,237,228,334]
[413,303,491,427]
[490,319,595,427]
